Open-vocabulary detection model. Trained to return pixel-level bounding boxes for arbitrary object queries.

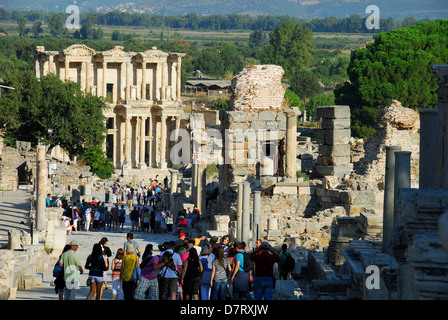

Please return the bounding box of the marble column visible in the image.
[142,59,147,100]
[113,117,118,168]
[382,145,402,255]
[64,59,69,81]
[148,115,153,168]
[170,169,178,214]
[199,164,207,217]
[177,58,182,100]
[394,151,412,224]
[193,164,206,217]
[237,182,243,241]
[284,108,301,180]
[419,109,438,189]
[170,62,176,100]
[35,59,41,79]
[36,144,47,230]
[84,61,91,93]
[191,160,198,203]
[162,62,168,87]
[170,169,178,193]
[126,61,131,100]
[159,115,167,169]
[432,65,448,188]
[125,116,131,168]
[252,190,261,245]
[139,116,147,169]
[102,61,107,98]
[242,182,251,245]
[156,63,161,100]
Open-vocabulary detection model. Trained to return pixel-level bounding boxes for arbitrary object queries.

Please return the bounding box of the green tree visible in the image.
[218,43,244,77]
[284,89,301,108]
[335,19,448,138]
[111,30,122,41]
[262,21,314,78]
[92,27,104,40]
[80,19,94,39]
[32,20,43,37]
[249,29,269,48]
[194,48,224,77]
[82,145,115,179]
[48,13,66,38]
[0,71,107,157]
[17,16,28,37]
[303,93,335,121]
[290,69,323,100]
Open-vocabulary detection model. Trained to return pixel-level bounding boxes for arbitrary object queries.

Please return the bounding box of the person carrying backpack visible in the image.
[229,242,253,300]
[249,241,280,300]
[134,252,166,300]
[279,243,295,280]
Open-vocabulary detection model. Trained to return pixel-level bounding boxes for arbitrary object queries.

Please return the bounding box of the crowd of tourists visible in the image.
[54,232,295,301]
[47,181,201,235]
[49,178,295,301]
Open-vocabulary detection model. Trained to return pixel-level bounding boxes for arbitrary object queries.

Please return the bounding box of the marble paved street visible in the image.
[0,190,177,300]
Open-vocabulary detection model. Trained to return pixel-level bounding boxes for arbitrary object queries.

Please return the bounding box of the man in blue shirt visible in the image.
[46,194,53,207]
[230,242,253,300]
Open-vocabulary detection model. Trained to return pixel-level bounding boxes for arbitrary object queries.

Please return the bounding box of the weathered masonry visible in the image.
[35,44,186,170]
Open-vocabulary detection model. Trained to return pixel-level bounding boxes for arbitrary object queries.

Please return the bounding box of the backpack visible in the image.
[53,261,63,278]
[282,252,295,273]
[241,252,255,273]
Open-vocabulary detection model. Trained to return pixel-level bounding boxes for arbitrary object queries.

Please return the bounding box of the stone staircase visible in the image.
[0,146,27,191]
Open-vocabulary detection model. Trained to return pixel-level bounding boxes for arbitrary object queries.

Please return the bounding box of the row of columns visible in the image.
[236,182,262,248]
[119,114,181,169]
[382,65,448,254]
[59,59,182,102]
[191,161,206,216]
[382,108,441,255]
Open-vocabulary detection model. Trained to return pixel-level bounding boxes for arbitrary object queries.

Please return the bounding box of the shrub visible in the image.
[82,145,115,179]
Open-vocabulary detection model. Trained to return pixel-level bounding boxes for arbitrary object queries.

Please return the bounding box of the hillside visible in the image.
[1,0,447,19]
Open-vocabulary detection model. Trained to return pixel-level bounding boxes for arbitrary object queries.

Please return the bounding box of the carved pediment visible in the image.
[63,44,96,57]
[143,46,169,59]
[101,46,127,57]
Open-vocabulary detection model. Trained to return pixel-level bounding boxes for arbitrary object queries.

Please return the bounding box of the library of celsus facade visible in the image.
[35,44,186,170]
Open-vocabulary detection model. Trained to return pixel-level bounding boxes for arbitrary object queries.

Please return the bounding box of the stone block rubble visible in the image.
[0,241,52,300]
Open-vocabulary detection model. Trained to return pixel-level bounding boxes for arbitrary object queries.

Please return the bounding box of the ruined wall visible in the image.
[316,105,352,178]
[353,100,420,190]
[219,110,287,189]
[229,65,286,112]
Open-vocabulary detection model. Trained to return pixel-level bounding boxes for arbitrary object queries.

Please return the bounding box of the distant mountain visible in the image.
[1,0,447,19]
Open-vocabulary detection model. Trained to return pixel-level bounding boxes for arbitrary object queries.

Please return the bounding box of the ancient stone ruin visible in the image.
[229,64,286,111]
[1,45,448,300]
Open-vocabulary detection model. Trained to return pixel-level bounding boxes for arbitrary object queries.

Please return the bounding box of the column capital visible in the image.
[285,107,301,118]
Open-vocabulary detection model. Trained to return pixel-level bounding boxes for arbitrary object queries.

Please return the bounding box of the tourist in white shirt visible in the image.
[85,206,92,231]
[93,208,101,231]
[159,243,183,300]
